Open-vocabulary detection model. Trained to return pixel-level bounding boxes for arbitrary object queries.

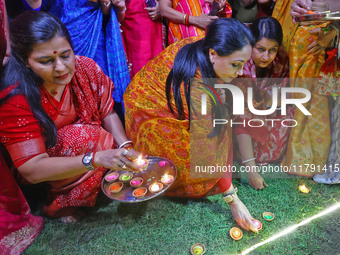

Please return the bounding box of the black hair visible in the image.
[0,11,73,148]
[249,16,283,46]
[165,18,254,136]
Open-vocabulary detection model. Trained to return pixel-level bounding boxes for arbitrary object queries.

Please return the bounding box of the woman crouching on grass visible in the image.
[0,11,142,223]
[124,18,259,232]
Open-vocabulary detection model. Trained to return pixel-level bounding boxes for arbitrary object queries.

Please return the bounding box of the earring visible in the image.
[211,57,215,64]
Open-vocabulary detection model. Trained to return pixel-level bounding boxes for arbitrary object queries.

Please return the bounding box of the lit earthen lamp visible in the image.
[298,184,310,194]
[229,227,243,240]
[148,183,164,193]
[161,174,174,185]
[135,155,149,170]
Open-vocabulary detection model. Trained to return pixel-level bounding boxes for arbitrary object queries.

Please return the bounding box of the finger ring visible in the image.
[122,149,129,156]
[121,163,127,169]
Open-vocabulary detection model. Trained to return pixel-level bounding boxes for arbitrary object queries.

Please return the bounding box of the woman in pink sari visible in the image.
[0,11,142,223]
[121,0,164,77]
[159,0,232,45]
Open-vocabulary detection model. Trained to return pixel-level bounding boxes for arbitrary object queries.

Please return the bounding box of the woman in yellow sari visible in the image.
[125,18,260,232]
[272,0,338,176]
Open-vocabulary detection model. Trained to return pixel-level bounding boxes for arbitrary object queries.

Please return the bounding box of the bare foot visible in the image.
[247,172,268,190]
[59,210,84,223]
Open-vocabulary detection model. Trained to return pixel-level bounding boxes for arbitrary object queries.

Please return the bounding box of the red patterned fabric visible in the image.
[233,50,294,163]
[0,2,43,253]
[0,153,44,254]
[0,56,116,217]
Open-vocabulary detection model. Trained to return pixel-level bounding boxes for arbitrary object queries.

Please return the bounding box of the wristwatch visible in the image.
[82,152,95,171]
[222,187,238,204]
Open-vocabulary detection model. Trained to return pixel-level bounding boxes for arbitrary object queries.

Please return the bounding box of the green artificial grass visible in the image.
[24,171,340,255]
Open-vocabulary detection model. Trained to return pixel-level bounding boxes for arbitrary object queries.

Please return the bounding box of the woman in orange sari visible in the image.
[0,11,141,223]
[125,18,259,232]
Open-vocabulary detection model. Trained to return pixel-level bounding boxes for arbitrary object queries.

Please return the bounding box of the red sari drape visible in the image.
[0,1,43,253]
[233,50,294,163]
[0,153,44,255]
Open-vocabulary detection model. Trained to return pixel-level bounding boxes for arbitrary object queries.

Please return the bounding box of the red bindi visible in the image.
[53,51,57,54]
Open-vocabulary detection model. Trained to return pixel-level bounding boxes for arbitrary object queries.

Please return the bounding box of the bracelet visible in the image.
[242,157,256,164]
[222,186,238,204]
[185,14,190,26]
[91,152,98,168]
[119,140,133,149]
[222,186,238,197]
[183,14,187,25]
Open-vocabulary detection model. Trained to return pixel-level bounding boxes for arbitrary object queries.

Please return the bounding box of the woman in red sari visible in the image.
[233,17,293,190]
[0,11,141,223]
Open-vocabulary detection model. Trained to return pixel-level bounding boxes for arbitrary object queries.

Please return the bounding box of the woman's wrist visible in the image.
[222,185,239,204]
[118,140,133,149]
[183,14,190,25]
[92,151,99,168]
[227,194,241,206]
